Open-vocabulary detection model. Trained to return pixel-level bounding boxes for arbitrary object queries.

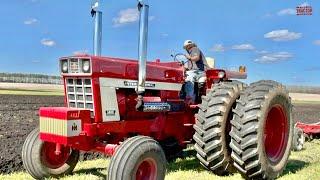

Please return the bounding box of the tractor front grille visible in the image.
[66,78,94,117]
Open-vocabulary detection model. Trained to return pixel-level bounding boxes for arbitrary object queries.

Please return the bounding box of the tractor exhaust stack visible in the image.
[91,0,102,56]
[136,0,149,111]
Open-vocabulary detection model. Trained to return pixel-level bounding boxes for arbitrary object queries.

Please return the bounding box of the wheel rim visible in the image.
[41,142,71,169]
[136,158,157,180]
[264,105,288,163]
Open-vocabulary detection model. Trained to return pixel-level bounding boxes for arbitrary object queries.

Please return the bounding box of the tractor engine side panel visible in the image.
[99,77,183,122]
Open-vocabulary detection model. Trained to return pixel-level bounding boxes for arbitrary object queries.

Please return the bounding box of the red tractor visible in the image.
[22,1,293,179]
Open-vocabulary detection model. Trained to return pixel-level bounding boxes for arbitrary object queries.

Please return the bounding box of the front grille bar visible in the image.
[66,78,94,117]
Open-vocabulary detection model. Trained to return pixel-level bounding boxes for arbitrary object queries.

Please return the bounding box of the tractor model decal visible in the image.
[124,81,156,88]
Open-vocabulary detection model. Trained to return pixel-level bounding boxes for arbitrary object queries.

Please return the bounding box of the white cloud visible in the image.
[211,44,225,52]
[149,16,155,21]
[262,13,273,18]
[231,44,255,50]
[277,8,295,16]
[112,8,155,27]
[161,33,169,37]
[41,38,56,47]
[256,50,269,54]
[264,29,302,41]
[113,8,139,27]
[24,18,38,25]
[254,51,293,63]
[305,66,320,72]
[31,60,40,63]
[313,40,320,45]
[73,50,89,55]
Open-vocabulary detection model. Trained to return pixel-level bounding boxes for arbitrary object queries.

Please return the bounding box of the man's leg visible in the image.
[184,70,197,104]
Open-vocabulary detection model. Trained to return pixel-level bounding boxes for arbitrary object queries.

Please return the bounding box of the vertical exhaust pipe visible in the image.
[136,0,149,111]
[91,0,102,56]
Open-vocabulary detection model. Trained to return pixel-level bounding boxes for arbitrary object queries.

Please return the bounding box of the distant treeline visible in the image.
[287,85,320,94]
[0,73,62,84]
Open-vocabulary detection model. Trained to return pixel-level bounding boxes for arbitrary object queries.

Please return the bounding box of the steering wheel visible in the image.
[171,53,193,70]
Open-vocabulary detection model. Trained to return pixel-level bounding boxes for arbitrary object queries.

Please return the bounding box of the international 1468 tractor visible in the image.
[22,1,293,179]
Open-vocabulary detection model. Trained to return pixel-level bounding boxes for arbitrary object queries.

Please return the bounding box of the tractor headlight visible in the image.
[82,60,91,73]
[61,60,68,73]
[218,71,225,78]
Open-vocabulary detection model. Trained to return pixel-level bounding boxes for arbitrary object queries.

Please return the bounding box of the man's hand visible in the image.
[185,54,191,60]
[185,54,200,62]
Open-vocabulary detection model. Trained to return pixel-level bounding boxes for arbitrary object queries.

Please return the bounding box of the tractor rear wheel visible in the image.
[21,128,79,179]
[230,80,293,179]
[107,136,166,180]
[193,81,246,175]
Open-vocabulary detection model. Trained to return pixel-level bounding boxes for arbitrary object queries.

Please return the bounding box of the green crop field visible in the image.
[0,88,63,96]
[1,140,320,180]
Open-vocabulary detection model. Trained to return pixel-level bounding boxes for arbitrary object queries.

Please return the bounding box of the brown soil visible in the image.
[0,94,319,174]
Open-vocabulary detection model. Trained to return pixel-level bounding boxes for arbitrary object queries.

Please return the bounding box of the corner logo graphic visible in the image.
[296,5,312,15]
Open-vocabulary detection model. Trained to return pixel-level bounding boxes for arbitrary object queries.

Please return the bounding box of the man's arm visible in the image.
[186,54,200,62]
[185,48,201,62]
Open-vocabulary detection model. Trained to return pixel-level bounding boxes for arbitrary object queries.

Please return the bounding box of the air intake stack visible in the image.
[91,0,102,56]
[136,0,149,111]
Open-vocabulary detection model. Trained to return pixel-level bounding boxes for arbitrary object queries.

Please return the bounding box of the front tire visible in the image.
[193,81,246,175]
[22,128,79,179]
[107,136,167,180]
[230,80,293,179]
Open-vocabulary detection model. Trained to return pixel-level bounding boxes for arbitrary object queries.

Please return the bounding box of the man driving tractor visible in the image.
[183,40,209,104]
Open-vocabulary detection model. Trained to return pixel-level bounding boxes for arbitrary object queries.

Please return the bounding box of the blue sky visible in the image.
[0,0,319,86]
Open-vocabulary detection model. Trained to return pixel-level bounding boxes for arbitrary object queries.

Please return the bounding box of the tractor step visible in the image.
[143,102,171,112]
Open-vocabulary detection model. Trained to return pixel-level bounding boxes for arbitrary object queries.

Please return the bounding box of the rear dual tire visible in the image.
[229,80,293,179]
[193,81,246,175]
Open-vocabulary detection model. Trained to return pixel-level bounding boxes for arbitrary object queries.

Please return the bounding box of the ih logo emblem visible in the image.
[67,120,81,137]
[71,123,78,131]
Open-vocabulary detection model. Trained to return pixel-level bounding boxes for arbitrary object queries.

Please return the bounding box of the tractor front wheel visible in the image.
[107,136,167,180]
[21,128,79,179]
[230,80,293,179]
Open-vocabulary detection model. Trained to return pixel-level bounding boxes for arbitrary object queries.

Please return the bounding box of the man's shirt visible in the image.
[187,46,208,71]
